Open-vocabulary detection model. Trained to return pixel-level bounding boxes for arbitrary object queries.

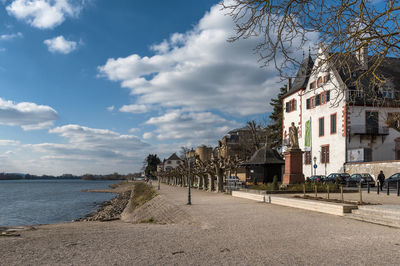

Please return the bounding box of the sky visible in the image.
[0,0,306,175]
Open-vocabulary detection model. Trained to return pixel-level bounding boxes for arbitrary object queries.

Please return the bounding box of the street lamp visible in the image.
[313,156,317,176]
[186,149,195,205]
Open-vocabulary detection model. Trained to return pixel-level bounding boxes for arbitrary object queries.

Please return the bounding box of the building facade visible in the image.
[283,45,400,179]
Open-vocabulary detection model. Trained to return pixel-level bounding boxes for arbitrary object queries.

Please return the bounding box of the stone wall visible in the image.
[345,160,400,180]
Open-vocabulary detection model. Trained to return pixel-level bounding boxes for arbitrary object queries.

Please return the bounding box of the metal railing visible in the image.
[349,125,389,135]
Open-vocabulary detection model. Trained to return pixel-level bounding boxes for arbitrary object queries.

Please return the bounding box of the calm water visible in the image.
[0,179,117,226]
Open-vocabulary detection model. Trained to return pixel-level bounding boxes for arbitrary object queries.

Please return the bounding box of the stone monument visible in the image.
[282,122,304,184]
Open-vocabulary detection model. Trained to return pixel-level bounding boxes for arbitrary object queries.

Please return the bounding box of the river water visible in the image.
[0,179,117,226]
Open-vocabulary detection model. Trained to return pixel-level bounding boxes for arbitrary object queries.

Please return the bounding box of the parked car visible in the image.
[135,177,145,181]
[308,175,325,182]
[324,173,350,184]
[345,173,375,187]
[383,173,400,188]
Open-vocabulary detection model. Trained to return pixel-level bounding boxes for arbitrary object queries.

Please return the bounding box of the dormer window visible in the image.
[317,77,323,87]
[382,89,393,99]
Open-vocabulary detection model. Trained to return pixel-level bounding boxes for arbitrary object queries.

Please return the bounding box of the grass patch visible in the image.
[109,180,127,189]
[129,182,157,211]
[140,217,156,223]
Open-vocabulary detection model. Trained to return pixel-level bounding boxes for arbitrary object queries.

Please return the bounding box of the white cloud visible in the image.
[119,104,150,114]
[129,128,139,133]
[107,105,114,111]
[145,109,240,143]
[0,140,20,146]
[142,132,153,139]
[17,124,151,174]
[0,32,23,40]
[0,98,58,130]
[44,35,77,54]
[6,0,83,29]
[98,3,307,117]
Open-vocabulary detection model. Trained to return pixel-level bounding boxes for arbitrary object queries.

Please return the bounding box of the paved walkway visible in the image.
[1,183,400,265]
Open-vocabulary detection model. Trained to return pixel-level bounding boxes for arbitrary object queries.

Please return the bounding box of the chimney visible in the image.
[357,45,368,70]
[287,77,292,92]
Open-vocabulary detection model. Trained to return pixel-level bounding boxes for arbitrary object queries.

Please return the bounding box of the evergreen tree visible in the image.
[266,86,287,149]
[144,154,161,177]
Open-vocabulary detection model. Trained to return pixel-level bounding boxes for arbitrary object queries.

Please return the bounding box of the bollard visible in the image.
[327,184,330,199]
[398,181,400,197]
[358,183,362,203]
[340,185,344,202]
[367,183,370,193]
[387,183,390,195]
[377,181,380,195]
[315,184,318,197]
[303,184,306,197]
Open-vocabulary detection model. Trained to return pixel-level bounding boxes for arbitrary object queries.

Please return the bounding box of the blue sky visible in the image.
[0,0,294,175]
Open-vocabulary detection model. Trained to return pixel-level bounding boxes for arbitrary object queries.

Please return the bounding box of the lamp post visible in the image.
[313,156,317,176]
[186,149,195,205]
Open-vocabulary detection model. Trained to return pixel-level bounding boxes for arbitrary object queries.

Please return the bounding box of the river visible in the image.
[0,179,117,226]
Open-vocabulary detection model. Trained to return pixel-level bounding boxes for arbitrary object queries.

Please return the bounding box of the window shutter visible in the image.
[293,99,297,111]
[286,102,289,112]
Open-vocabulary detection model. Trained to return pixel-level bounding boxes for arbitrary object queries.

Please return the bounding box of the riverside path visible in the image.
[1,183,400,265]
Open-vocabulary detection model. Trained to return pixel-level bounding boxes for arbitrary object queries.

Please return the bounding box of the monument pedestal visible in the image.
[283,148,304,184]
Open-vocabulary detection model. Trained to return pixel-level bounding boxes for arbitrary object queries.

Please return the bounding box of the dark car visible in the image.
[383,173,400,188]
[324,173,350,184]
[309,175,325,182]
[346,173,375,187]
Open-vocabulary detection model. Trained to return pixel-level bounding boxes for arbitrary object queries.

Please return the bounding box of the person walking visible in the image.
[377,170,385,191]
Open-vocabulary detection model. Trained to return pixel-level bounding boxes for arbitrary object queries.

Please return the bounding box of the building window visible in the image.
[167,160,171,164]
[309,81,316,90]
[330,113,337,134]
[324,74,330,83]
[315,94,321,106]
[285,99,297,112]
[319,117,324,137]
[304,151,311,165]
[325,90,330,102]
[317,77,323,87]
[306,98,310,109]
[382,89,393,99]
[321,145,329,163]
[364,148,372,162]
[366,111,379,134]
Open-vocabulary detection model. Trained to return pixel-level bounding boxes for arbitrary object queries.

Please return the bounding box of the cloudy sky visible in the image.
[0,0,298,175]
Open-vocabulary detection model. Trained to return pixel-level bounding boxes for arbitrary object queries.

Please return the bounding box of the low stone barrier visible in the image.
[232,191,265,202]
[231,191,357,216]
[269,196,358,216]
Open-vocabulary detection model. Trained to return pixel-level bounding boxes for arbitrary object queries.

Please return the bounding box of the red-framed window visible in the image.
[321,145,330,163]
[285,99,297,113]
[319,117,324,137]
[330,113,337,134]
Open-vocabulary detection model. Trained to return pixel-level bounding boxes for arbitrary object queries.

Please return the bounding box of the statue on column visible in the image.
[289,122,299,149]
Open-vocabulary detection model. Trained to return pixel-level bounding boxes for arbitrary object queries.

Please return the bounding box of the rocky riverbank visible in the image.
[79,181,134,222]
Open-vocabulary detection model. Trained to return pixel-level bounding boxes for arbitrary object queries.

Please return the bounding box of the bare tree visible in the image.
[222,0,400,92]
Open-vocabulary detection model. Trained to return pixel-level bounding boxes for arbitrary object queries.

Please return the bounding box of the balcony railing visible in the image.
[349,125,389,135]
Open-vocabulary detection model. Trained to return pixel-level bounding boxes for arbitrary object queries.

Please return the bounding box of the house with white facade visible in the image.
[159,153,183,171]
[282,45,400,178]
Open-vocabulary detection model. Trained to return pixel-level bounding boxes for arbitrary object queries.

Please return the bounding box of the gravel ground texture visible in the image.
[1,183,400,266]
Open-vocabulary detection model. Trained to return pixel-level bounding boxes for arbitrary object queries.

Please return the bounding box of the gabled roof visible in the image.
[167,153,181,161]
[284,55,314,97]
[243,146,284,165]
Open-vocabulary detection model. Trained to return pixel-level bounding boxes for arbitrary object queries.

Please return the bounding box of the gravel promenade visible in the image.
[1,183,400,265]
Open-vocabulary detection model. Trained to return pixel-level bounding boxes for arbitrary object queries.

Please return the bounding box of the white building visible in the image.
[159,153,183,171]
[282,45,400,178]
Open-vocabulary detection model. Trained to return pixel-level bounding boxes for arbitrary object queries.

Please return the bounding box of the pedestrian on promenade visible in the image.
[377,170,385,191]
